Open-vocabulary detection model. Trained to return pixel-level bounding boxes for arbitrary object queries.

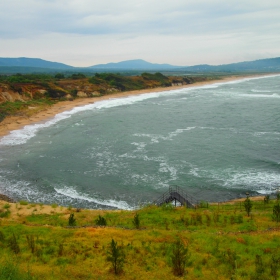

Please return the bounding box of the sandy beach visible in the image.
[0,74,265,138]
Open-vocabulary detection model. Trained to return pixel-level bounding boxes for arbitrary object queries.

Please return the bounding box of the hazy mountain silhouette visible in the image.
[1,57,280,73]
[0,57,73,69]
[90,59,179,70]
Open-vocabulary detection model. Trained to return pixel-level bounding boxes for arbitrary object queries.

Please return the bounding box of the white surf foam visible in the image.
[251,89,271,93]
[237,93,280,98]
[54,186,133,210]
[133,127,196,144]
[257,189,275,195]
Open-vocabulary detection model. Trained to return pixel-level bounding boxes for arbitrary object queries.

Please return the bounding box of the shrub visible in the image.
[107,239,125,275]
[26,235,36,254]
[255,254,265,278]
[170,239,190,276]
[54,73,65,79]
[132,213,140,229]
[71,73,86,79]
[272,203,280,223]
[19,200,28,205]
[0,231,5,242]
[270,253,280,280]
[68,213,76,226]
[3,203,10,209]
[161,203,174,211]
[0,210,10,218]
[213,211,220,224]
[8,234,20,254]
[199,201,208,208]
[95,215,107,226]
[244,197,253,217]
[264,195,270,204]
[58,243,64,257]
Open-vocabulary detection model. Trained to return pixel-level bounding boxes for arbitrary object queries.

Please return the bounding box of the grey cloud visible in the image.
[1,0,279,38]
[1,0,279,66]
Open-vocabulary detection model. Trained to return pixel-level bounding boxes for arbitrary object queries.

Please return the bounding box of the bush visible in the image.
[26,235,36,254]
[0,231,5,242]
[3,203,10,209]
[8,234,20,254]
[161,203,174,211]
[264,195,270,204]
[68,213,76,226]
[95,215,107,226]
[244,197,253,217]
[71,73,86,79]
[107,239,125,275]
[272,203,280,223]
[132,213,140,229]
[170,239,190,276]
[0,210,10,218]
[270,253,280,280]
[19,200,28,205]
[54,73,65,79]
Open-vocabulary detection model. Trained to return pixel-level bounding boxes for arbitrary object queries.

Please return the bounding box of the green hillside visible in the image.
[0,196,279,279]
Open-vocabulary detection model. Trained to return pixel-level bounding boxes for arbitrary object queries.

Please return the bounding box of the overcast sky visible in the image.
[1,0,280,67]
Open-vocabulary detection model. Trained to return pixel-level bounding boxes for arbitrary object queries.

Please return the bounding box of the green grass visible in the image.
[0,199,279,279]
[0,99,55,122]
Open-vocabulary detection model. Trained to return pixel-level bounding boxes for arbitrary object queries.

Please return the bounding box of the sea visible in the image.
[0,75,279,209]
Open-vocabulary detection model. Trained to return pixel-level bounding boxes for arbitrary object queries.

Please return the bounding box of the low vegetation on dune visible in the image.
[0,196,279,279]
[0,72,220,122]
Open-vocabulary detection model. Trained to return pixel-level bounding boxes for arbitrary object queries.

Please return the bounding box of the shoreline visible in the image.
[0,194,268,208]
[0,73,278,207]
[0,73,275,138]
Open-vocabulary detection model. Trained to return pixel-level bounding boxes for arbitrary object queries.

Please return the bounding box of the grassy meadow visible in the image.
[0,197,279,279]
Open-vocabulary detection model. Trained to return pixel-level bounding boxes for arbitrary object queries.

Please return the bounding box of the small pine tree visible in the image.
[244,197,253,217]
[26,235,36,254]
[264,195,270,204]
[270,253,280,280]
[68,213,76,226]
[8,234,20,254]
[255,254,265,278]
[107,239,125,275]
[132,213,140,229]
[95,215,107,226]
[171,239,189,276]
[272,203,280,223]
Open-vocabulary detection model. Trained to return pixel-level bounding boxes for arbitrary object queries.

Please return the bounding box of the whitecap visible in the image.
[237,93,280,98]
[257,189,275,195]
[251,89,271,93]
[54,186,133,210]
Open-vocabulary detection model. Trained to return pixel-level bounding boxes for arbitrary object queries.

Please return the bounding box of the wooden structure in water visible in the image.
[153,185,198,208]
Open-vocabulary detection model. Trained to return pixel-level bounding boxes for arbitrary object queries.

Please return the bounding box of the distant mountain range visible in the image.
[180,57,280,72]
[0,57,73,69]
[0,57,280,73]
[89,59,178,70]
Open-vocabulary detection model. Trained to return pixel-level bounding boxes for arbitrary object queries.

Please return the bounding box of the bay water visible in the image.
[0,75,279,209]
